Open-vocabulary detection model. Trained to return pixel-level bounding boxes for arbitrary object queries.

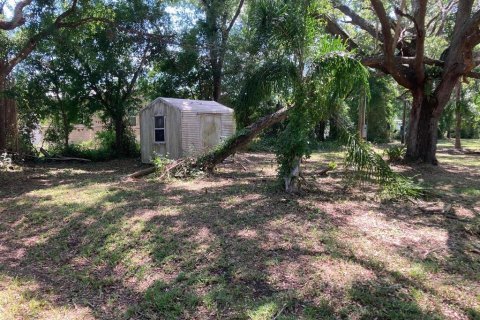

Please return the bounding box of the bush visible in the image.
[247,134,279,152]
[152,153,173,172]
[384,145,405,162]
[47,130,140,162]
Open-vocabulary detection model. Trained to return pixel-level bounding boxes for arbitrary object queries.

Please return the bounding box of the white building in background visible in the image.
[32,115,141,146]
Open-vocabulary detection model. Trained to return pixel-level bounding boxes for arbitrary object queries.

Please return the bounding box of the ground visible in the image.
[0,140,479,320]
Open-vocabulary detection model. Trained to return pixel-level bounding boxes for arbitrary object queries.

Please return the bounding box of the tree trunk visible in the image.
[0,74,18,152]
[329,117,338,140]
[454,83,462,150]
[405,89,440,164]
[198,106,289,171]
[212,66,222,102]
[284,156,301,193]
[358,92,366,140]
[315,120,326,141]
[0,75,6,151]
[401,99,407,144]
[114,116,125,155]
[61,108,69,150]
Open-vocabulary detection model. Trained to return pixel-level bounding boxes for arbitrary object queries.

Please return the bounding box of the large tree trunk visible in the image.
[198,106,289,171]
[114,116,126,155]
[0,75,5,151]
[0,75,18,152]
[405,89,440,164]
[329,117,339,140]
[454,83,462,150]
[61,108,69,150]
[315,120,326,142]
[212,66,222,102]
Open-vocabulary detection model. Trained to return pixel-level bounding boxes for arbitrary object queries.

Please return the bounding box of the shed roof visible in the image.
[156,97,233,113]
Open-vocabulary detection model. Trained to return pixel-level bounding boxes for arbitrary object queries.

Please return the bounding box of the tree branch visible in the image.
[316,14,359,50]
[0,0,32,30]
[334,3,384,42]
[4,0,80,74]
[121,42,152,102]
[370,0,394,58]
[413,0,427,84]
[226,0,245,33]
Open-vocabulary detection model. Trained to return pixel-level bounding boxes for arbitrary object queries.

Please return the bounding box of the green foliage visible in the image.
[47,130,140,162]
[236,59,298,127]
[328,161,338,170]
[439,82,480,139]
[348,76,397,143]
[384,145,406,162]
[152,153,173,172]
[247,134,279,152]
[14,0,168,156]
[345,136,423,199]
[275,53,370,179]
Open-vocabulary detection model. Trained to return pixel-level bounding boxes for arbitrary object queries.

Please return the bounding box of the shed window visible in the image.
[154,116,165,143]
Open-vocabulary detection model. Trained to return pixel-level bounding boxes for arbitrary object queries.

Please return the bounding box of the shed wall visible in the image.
[180,111,235,157]
[141,98,236,163]
[140,99,182,163]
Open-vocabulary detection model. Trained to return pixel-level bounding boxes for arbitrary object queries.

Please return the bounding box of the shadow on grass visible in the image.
[0,155,478,319]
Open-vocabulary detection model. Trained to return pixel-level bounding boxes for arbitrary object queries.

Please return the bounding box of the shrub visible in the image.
[152,153,173,172]
[46,129,140,162]
[384,145,406,162]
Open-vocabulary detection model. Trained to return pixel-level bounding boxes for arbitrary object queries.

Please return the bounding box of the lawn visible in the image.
[0,140,479,319]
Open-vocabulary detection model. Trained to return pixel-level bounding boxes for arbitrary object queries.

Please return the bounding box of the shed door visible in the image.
[200,114,222,150]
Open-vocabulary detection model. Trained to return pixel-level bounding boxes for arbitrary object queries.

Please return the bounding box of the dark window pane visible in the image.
[155,116,164,128]
[155,129,165,142]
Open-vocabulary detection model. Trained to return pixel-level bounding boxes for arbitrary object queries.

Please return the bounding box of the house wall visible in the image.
[140,99,182,163]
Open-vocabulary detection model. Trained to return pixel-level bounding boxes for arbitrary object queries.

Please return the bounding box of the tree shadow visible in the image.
[1,154,479,319]
[0,158,149,198]
[349,279,441,320]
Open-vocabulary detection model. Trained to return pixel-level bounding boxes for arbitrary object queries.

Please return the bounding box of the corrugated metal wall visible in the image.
[141,99,236,163]
[181,111,202,156]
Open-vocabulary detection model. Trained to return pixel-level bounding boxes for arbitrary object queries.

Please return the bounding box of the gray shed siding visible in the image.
[140,98,235,163]
[140,99,182,163]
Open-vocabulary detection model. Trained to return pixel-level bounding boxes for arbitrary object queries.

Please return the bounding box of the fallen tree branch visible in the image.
[196,105,290,172]
[128,166,155,179]
[316,166,333,176]
[158,159,188,180]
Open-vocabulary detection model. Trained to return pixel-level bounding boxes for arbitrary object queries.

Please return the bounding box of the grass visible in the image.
[0,141,479,319]
[437,139,480,149]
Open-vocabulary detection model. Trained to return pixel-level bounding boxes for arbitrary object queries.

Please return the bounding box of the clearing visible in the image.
[0,140,479,319]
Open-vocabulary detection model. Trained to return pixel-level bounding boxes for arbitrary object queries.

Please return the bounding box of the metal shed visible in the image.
[139,97,236,163]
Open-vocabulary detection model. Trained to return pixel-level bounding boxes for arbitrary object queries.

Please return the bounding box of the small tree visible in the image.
[228,0,370,192]
[62,1,170,155]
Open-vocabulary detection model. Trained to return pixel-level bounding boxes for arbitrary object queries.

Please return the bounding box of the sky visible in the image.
[2,0,16,18]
